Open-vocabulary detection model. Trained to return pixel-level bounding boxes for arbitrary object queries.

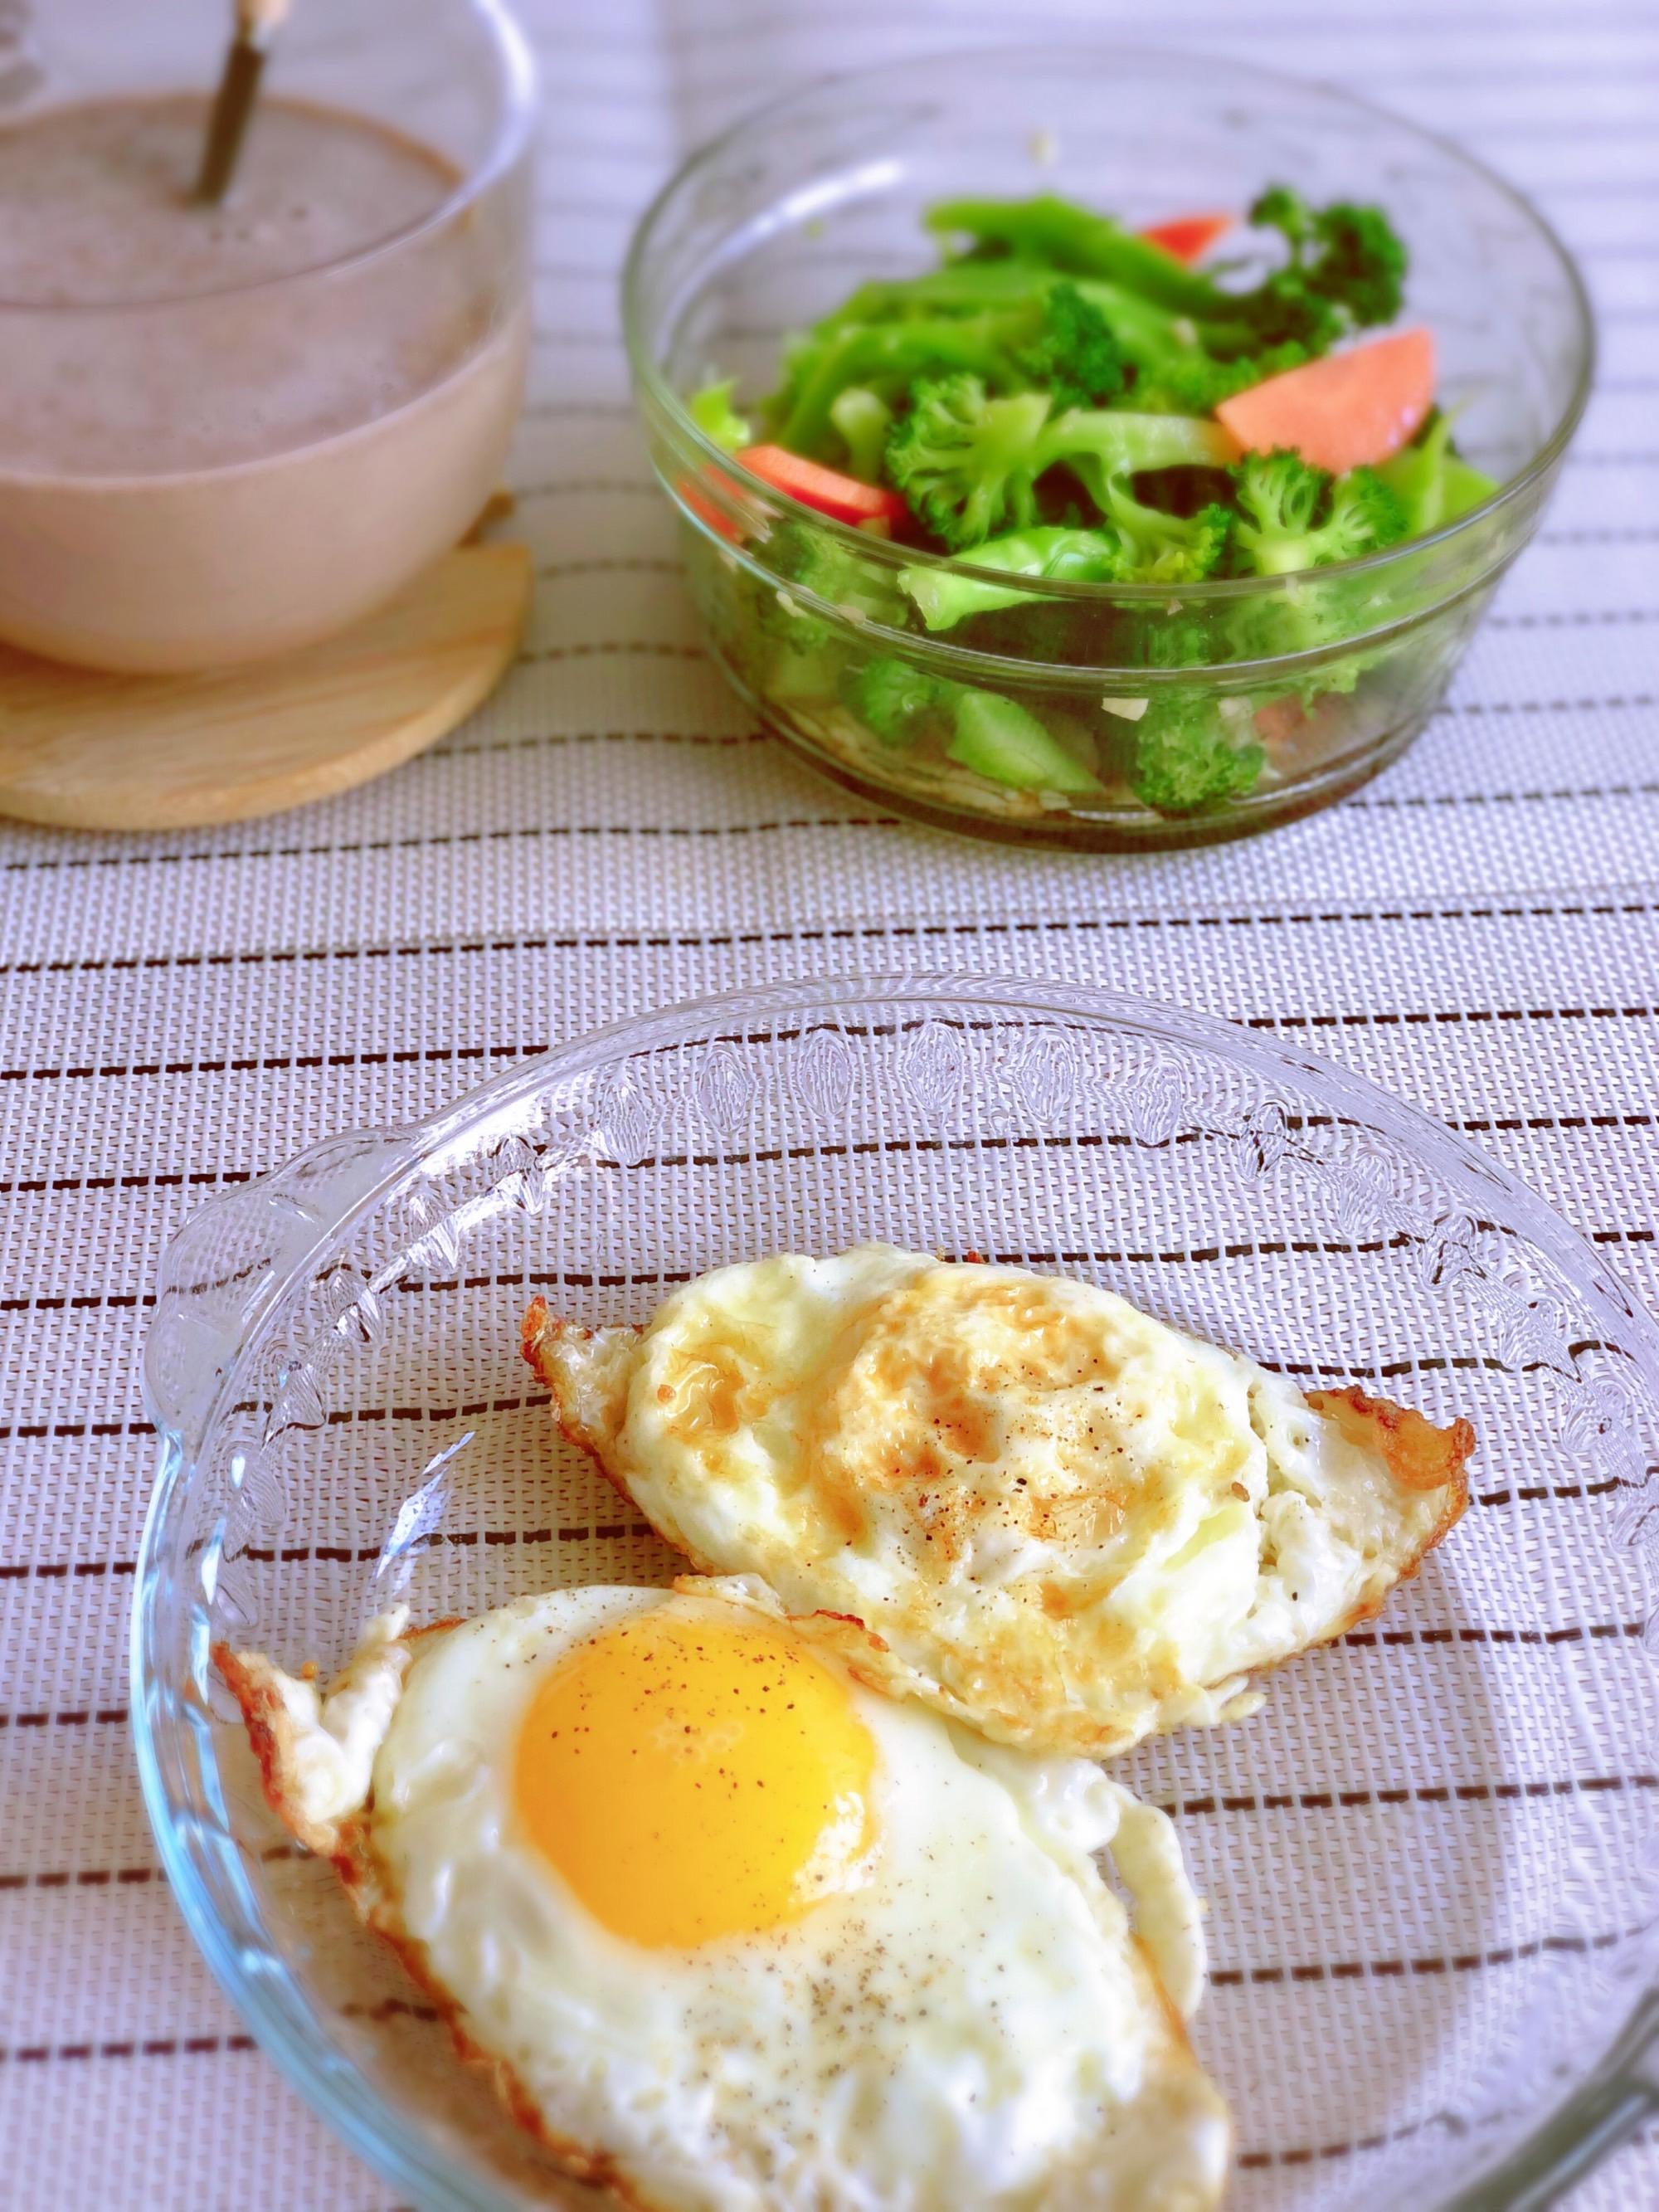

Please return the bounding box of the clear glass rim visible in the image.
[132,972,1659,2210]
[675,509,1506,694]
[620,40,1597,607]
[0,0,538,315]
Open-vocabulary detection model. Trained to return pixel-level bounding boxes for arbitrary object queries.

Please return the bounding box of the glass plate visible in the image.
[133,977,1659,2208]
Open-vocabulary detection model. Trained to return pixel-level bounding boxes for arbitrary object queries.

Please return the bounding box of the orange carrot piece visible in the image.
[1139,211,1235,265]
[676,471,747,543]
[1216,329,1436,475]
[736,445,910,527]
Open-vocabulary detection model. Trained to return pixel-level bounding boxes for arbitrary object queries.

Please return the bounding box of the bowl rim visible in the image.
[620,39,1597,612]
[133,972,1659,2210]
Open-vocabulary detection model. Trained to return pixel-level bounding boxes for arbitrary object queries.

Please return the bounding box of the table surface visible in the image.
[2,0,1655,2204]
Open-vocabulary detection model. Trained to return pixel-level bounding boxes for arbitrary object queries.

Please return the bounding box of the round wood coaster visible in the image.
[0,540,532,831]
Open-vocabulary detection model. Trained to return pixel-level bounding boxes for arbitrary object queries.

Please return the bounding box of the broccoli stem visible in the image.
[828,387,893,482]
[947,688,1102,794]
[819,263,1056,329]
[1044,406,1237,491]
[899,526,1125,630]
[688,378,752,454]
[1068,276,1264,366]
[926,195,1229,317]
[1375,413,1498,534]
[775,316,1024,453]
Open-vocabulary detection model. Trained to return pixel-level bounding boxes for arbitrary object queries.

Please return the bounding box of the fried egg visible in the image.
[219,1580,1228,2210]
[525,1245,1472,1758]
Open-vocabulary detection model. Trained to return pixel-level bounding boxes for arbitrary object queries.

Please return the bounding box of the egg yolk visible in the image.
[514,1610,876,1947]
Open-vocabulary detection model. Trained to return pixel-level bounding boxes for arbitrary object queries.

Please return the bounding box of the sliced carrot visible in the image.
[1216,329,1436,475]
[1253,689,1351,774]
[1139,211,1235,265]
[676,470,747,543]
[737,445,910,527]
[1253,694,1310,750]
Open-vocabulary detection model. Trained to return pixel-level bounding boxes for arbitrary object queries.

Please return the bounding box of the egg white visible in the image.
[528,1245,1470,1756]
[221,1581,1228,2211]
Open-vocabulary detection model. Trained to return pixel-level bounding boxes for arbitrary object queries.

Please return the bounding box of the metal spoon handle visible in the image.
[194,0,292,205]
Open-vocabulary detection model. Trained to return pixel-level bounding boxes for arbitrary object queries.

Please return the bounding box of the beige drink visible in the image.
[0,95,528,671]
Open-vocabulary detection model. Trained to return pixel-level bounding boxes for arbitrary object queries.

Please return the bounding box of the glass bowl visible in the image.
[133,977,1659,2208]
[622,48,1593,850]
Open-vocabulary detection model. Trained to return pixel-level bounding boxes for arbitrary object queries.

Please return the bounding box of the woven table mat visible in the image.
[1,0,1656,2203]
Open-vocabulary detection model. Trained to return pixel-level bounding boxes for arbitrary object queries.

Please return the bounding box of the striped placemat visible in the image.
[1,0,1655,2202]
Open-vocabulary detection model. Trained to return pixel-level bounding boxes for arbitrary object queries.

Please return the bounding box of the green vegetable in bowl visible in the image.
[1011,282,1129,409]
[765,521,904,629]
[772,275,1138,455]
[688,378,751,454]
[1231,449,1410,575]
[929,186,1404,339]
[947,686,1102,794]
[1377,410,1500,535]
[838,655,1101,793]
[884,374,1233,551]
[745,522,906,700]
[828,387,894,483]
[839,655,953,748]
[679,175,1503,826]
[899,525,1129,629]
[1097,482,1236,583]
[1128,694,1266,813]
[898,496,1233,634]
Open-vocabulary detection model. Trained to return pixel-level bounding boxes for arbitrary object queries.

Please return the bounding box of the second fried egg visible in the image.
[527,1245,1472,1757]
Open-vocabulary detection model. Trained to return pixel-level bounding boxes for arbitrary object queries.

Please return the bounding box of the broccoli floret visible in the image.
[763,520,905,628]
[1130,694,1265,813]
[1130,338,1314,416]
[1232,450,1410,576]
[1138,604,1225,674]
[829,387,893,481]
[886,376,1233,551]
[1065,275,1271,371]
[1013,282,1127,409]
[1219,567,1383,689]
[779,276,1131,453]
[839,655,954,747]
[688,378,752,454]
[883,378,1055,548]
[1250,185,1407,333]
[1376,410,1500,534]
[899,524,1129,630]
[749,521,907,699]
[1102,484,1235,583]
[1247,185,1314,250]
[1231,447,1323,548]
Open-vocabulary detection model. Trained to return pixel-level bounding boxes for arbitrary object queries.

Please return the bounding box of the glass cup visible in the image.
[0,0,534,672]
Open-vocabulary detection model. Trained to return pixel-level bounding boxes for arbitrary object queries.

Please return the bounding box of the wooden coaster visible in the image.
[0,540,532,831]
